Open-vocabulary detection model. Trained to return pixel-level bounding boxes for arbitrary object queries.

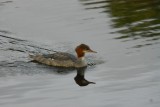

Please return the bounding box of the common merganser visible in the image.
[30,44,97,68]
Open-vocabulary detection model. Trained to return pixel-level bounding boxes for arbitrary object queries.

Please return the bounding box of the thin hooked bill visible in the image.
[87,49,97,53]
[89,81,96,84]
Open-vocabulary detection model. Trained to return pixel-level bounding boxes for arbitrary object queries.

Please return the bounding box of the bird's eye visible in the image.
[86,47,90,50]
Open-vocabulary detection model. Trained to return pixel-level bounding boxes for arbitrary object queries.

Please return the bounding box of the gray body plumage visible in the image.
[30,52,87,68]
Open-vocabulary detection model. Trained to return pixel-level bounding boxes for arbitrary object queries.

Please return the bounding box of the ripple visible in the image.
[0,34,102,77]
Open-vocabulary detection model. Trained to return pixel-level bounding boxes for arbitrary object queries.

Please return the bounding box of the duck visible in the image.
[30,44,97,68]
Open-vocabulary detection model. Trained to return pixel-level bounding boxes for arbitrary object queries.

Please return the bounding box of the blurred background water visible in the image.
[0,0,160,107]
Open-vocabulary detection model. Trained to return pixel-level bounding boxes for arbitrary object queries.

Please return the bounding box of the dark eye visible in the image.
[85,45,90,50]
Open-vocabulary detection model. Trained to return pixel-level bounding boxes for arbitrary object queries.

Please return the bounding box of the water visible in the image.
[0,0,160,107]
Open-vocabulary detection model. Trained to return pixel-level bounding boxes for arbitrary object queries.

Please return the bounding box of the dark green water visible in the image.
[80,0,160,48]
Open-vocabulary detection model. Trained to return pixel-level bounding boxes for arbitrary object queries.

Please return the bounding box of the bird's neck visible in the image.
[76,50,85,58]
[78,56,85,60]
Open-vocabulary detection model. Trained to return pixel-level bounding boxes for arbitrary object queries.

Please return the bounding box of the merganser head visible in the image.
[75,44,97,58]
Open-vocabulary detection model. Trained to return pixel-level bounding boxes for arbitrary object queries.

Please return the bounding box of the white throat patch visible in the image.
[80,57,85,61]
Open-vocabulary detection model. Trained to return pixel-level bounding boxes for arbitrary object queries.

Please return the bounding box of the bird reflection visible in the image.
[74,67,95,86]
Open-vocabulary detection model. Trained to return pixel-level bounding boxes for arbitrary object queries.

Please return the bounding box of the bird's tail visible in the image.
[29,54,35,59]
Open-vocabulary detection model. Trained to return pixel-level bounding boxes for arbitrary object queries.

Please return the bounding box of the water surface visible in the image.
[0,0,160,107]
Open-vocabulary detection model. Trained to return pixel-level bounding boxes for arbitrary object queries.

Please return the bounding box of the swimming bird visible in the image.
[30,44,97,68]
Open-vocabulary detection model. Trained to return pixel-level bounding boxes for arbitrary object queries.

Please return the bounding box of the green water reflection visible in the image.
[80,0,160,47]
